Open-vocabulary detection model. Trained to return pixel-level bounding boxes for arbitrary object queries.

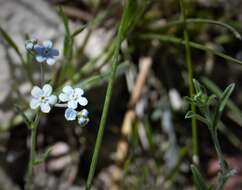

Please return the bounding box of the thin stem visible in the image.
[209,105,228,190]
[86,38,121,190]
[179,0,198,163]
[40,62,44,86]
[213,131,226,169]
[210,129,228,190]
[54,103,68,108]
[140,33,242,65]
[152,18,241,40]
[26,113,39,190]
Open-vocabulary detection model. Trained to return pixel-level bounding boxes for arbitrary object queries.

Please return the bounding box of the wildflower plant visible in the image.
[185,79,237,190]
[23,39,89,190]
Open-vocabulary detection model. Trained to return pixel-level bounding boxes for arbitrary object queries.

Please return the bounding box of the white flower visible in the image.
[59,86,88,109]
[25,39,37,50]
[65,108,77,121]
[30,84,57,113]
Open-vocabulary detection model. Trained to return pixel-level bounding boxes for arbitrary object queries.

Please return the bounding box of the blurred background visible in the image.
[1,0,242,189]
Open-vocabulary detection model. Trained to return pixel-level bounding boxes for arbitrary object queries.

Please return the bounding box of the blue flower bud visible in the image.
[78,116,89,127]
[81,109,89,117]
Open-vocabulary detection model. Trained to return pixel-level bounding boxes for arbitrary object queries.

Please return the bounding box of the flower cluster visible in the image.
[29,84,89,126]
[25,39,59,65]
[59,86,89,126]
[65,108,89,126]
[27,39,89,127]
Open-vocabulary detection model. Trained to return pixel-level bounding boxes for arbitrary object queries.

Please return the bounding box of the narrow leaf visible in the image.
[219,83,235,113]
[0,26,24,62]
[58,6,71,57]
[191,164,209,190]
[185,111,208,125]
[34,147,52,165]
[71,24,87,38]
[193,79,202,94]
[14,105,31,128]
[58,7,70,36]
[202,77,242,127]
[185,111,196,119]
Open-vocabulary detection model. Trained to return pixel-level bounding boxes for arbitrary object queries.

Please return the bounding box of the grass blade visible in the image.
[71,24,87,38]
[140,33,242,65]
[0,26,24,62]
[58,6,75,83]
[191,164,209,190]
[14,105,31,128]
[86,1,148,189]
[154,18,241,40]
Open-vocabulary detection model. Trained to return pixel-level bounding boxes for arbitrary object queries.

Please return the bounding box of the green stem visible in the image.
[152,18,241,40]
[40,62,44,86]
[210,130,227,190]
[179,0,198,163]
[209,106,228,190]
[86,38,121,190]
[212,131,226,169]
[26,114,39,190]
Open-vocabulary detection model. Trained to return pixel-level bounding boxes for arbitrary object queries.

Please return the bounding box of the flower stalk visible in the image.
[26,113,39,190]
[86,36,121,190]
[40,62,44,86]
[179,0,198,164]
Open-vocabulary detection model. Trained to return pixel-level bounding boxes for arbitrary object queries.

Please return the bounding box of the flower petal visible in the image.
[46,58,56,65]
[68,100,78,109]
[34,44,44,54]
[59,93,69,102]
[42,84,52,96]
[43,40,53,48]
[31,86,43,98]
[50,48,59,56]
[30,98,40,109]
[65,108,77,121]
[36,55,46,63]
[74,88,84,96]
[40,103,51,113]
[78,97,88,106]
[48,95,57,105]
[63,86,73,94]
